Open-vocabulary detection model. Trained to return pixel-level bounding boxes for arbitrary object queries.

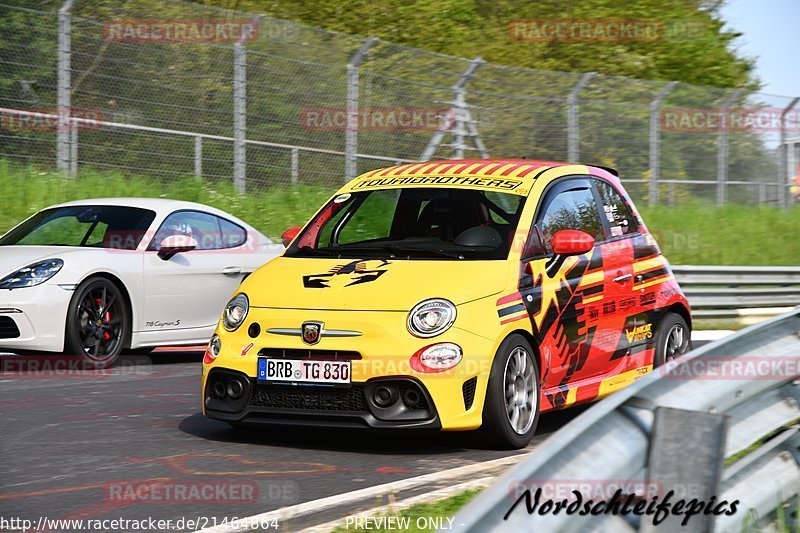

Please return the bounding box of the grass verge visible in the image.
[1,160,798,265]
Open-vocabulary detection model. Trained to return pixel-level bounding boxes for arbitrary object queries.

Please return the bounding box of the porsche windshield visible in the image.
[0,206,156,249]
[285,187,526,260]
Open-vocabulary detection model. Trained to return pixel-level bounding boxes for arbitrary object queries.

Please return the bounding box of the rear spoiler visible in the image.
[592,165,619,177]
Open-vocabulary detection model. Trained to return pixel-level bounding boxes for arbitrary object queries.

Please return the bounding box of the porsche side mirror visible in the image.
[551,229,595,256]
[281,226,301,247]
[158,235,197,260]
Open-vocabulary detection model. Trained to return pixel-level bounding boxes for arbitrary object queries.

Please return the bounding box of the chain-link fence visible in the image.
[1,0,798,206]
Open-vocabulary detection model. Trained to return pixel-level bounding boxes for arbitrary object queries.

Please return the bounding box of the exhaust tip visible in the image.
[372,385,399,407]
[212,381,227,398]
[227,380,245,399]
[402,388,421,408]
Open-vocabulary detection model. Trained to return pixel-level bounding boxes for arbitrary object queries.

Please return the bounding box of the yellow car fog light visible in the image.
[410,342,462,373]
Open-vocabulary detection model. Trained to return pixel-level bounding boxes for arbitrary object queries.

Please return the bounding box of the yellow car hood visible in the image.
[244,256,512,311]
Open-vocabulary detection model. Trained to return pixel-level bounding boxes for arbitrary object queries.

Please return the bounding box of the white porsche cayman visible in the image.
[0,198,281,366]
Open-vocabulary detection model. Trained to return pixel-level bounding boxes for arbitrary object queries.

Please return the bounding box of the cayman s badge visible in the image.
[302,321,323,345]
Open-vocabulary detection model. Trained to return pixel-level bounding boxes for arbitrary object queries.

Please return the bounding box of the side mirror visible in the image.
[281,226,301,247]
[157,235,197,260]
[551,229,595,256]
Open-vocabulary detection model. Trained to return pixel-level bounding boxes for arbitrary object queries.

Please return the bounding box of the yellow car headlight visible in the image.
[222,294,249,332]
[407,298,456,338]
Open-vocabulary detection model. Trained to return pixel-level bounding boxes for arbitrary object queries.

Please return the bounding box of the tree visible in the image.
[207,0,758,90]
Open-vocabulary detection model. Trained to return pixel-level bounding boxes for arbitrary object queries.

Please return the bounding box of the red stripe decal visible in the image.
[576,382,601,403]
[499,163,523,176]
[496,292,523,306]
[500,313,528,325]
[516,164,545,177]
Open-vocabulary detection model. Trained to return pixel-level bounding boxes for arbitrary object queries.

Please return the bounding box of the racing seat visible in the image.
[416,193,493,242]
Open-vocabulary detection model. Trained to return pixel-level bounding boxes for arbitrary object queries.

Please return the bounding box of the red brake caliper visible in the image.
[95,297,111,340]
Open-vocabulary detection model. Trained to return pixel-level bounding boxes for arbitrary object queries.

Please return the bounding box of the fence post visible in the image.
[233,41,246,193]
[421,57,484,161]
[716,89,742,206]
[194,136,202,180]
[69,121,77,177]
[57,0,75,175]
[453,87,468,159]
[567,72,596,163]
[780,97,799,208]
[648,82,676,207]
[345,37,377,181]
[291,147,299,185]
[232,16,260,194]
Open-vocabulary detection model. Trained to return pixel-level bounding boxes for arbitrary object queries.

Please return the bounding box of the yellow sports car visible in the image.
[202,159,691,448]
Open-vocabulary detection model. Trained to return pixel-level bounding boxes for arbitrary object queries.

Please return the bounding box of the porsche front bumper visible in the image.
[0,283,73,352]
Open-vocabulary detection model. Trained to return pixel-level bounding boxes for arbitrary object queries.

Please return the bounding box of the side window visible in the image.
[150,211,221,250]
[218,217,247,248]
[594,181,639,238]
[535,183,604,255]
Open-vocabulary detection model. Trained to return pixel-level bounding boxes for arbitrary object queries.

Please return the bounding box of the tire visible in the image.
[653,312,692,367]
[64,277,130,368]
[480,334,540,449]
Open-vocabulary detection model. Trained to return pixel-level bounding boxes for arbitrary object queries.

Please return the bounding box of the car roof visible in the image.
[355,159,572,181]
[52,197,209,211]
[348,159,622,196]
[47,198,259,231]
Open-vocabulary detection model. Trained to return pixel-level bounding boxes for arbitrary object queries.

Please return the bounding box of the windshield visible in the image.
[285,187,526,260]
[0,206,156,250]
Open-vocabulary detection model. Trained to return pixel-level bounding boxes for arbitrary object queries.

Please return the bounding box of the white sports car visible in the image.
[0,198,282,366]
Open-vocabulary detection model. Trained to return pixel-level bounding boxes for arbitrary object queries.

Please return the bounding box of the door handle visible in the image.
[613,273,632,284]
[222,267,242,275]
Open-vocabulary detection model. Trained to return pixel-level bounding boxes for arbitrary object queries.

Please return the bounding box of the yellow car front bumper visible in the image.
[202,307,497,431]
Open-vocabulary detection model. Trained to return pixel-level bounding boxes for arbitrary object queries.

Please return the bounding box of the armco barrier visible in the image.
[674,265,800,319]
[449,308,800,532]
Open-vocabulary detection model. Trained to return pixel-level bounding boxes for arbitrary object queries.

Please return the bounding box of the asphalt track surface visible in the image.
[0,342,708,532]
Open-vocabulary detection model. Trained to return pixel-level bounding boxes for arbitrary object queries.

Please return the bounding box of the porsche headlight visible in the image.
[222,294,249,332]
[0,259,63,289]
[407,298,456,338]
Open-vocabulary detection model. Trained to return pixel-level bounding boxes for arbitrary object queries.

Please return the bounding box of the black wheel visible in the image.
[654,312,691,367]
[481,334,540,449]
[123,347,155,355]
[64,278,129,368]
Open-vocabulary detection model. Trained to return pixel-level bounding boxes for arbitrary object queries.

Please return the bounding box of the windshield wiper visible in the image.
[378,244,465,260]
[296,245,340,257]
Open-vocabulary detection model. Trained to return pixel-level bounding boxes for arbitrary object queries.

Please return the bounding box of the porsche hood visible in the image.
[0,246,70,280]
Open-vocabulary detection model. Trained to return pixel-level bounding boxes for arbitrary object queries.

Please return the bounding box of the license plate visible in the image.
[257,358,351,386]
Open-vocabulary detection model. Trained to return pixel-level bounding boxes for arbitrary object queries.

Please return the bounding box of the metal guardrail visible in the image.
[674,265,800,319]
[450,308,800,532]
